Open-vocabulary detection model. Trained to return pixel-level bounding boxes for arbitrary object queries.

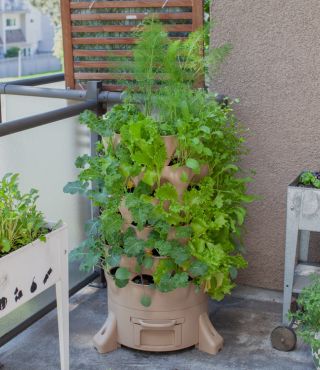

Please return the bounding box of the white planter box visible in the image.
[0,223,69,370]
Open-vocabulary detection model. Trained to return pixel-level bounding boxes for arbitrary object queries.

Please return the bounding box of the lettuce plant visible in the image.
[0,173,47,257]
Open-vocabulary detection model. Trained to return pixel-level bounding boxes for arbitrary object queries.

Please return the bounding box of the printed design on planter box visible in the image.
[14,287,23,302]
[43,268,53,285]
[30,278,37,293]
[0,297,7,311]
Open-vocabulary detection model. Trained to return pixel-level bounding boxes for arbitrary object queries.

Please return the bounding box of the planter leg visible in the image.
[56,236,69,370]
[197,313,223,355]
[93,311,118,353]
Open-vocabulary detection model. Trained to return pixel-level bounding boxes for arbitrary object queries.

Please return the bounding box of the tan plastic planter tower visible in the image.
[93,272,223,354]
[93,134,223,355]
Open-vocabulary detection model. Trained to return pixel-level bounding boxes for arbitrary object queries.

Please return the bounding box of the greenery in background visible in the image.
[5,47,20,58]
[289,275,320,350]
[0,174,47,257]
[65,21,253,305]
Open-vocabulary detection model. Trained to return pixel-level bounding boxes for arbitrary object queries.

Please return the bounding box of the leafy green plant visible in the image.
[65,21,253,306]
[0,173,47,257]
[299,171,320,189]
[289,275,320,350]
[5,47,20,58]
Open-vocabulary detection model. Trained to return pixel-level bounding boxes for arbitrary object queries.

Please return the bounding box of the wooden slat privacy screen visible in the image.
[60,0,204,91]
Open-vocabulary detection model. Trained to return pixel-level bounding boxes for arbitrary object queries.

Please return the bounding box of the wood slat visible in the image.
[72,24,192,33]
[74,61,130,68]
[72,36,186,45]
[71,12,193,21]
[61,1,75,89]
[73,49,133,57]
[74,72,135,80]
[192,0,204,31]
[73,37,137,45]
[76,83,127,92]
[70,1,192,9]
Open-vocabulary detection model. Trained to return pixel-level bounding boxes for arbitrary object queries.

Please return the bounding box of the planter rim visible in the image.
[0,221,67,261]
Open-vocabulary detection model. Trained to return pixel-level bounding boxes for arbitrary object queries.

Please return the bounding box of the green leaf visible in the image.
[143,170,157,186]
[200,125,211,134]
[140,294,152,307]
[115,279,129,288]
[85,218,100,238]
[106,254,121,267]
[143,255,154,269]
[180,171,189,183]
[212,214,227,230]
[124,236,146,257]
[186,158,200,174]
[175,226,193,239]
[115,267,130,281]
[155,183,178,202]
[189,261,208,277]
[171,246,190,265]
[229,267,238,279]
[1,238,11,253]
[63,181,87,195]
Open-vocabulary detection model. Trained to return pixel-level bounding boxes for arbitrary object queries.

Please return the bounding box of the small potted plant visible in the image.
[289,275,320,369]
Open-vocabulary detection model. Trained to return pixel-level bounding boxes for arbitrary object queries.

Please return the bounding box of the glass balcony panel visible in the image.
[0,80,93,338]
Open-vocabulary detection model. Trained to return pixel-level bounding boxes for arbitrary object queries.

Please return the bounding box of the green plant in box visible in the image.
[0,173,47,257]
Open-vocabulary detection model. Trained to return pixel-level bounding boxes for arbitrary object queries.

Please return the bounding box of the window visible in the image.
[6,18,16,27]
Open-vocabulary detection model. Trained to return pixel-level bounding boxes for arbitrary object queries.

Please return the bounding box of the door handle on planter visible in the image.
[138,319,177,329]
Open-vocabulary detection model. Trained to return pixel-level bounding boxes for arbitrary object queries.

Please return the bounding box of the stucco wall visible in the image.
[211,0,320,290]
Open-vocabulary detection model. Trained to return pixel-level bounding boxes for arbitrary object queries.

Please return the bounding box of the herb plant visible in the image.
[289,275,320,354]
[299,171,320,189]
[0,173,47,257]
[65,22,253,306]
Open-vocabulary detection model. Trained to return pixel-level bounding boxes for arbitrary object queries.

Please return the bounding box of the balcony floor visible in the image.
[0,283,314,370]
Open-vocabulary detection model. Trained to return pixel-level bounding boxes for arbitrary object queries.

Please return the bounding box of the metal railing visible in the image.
[0,73,124,347]
[0,79,123,136]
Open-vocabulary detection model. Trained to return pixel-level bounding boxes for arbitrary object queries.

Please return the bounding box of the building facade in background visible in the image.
[0,0,54,58]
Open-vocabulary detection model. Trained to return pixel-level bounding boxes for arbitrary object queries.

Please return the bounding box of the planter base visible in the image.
[93,275,223,355]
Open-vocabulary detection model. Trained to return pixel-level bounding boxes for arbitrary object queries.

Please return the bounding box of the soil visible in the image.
[168,158,179,166]
[152,249,160,257]
[109,267,119,276]
[132,274,154,285]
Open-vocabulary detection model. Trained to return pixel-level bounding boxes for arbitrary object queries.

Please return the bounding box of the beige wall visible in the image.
[211,0,320,290]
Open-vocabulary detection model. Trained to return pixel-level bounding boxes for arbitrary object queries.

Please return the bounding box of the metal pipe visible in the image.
[0,84,87,101]
[0,101,96,137]
[0,84,124,104]
[98,91,124,103]
[6,73,65,86]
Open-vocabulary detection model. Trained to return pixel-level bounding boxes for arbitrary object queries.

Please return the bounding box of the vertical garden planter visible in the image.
[64,10,252,360]
[0,223,69,370]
